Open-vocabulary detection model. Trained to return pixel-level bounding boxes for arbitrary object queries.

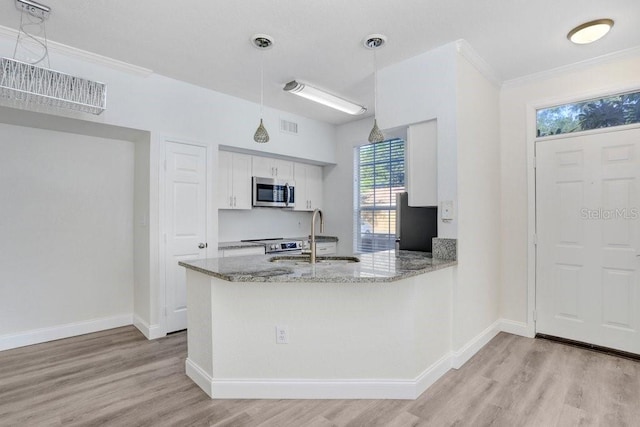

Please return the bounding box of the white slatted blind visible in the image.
[353,139,405,252]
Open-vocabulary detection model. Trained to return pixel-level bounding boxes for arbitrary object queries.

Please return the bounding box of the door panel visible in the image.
[536,128,640,354]
[165,142,207,333]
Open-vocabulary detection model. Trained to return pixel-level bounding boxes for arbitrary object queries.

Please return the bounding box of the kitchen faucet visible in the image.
[310,208,324,264]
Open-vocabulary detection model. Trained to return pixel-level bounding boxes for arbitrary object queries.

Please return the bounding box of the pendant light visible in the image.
[251,34,274,143]
[364,34,387,143]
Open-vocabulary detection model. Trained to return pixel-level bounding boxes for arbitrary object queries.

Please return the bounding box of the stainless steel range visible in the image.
[241,238,304,254]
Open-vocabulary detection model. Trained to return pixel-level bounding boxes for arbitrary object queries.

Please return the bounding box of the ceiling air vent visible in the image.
[280,119,298,135]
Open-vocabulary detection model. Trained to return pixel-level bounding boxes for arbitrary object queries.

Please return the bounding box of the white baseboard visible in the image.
[0,314,133,352]
[499,318,533,338]
[414,352,454,398]
[451,319,501,369]
[186,358,214,397]
[186,354,453,400]
[185,319,533,400]
[133,315,165,340]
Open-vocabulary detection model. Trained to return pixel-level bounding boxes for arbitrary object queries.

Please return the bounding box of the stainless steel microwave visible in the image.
[252,177,295,208]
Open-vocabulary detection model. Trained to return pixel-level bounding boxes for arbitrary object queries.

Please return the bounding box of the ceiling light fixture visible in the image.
[252,34,273,143]
[0,0,106,115]
[567,19,614,44]
[283,80,366,115]
[364,34,386,143]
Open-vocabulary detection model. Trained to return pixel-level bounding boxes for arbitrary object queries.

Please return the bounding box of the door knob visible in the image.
[198,243,207,249]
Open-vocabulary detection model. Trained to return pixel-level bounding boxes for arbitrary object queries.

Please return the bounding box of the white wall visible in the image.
[0,124,134,337]
[500,51,640,325]
[323,116,375,255]
[453,54,501,349]
[0,28,337,339]
[134,138,151,326]
[377,42,459,238]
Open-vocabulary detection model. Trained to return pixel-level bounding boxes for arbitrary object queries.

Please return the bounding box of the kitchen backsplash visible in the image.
[432,238,457,260]
[218,208,313,242]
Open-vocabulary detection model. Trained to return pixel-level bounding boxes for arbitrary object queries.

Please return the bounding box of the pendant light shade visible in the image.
[368,119,384,143]
[252,34,273,143]
[254,118,269,143]
[364,34,386,144]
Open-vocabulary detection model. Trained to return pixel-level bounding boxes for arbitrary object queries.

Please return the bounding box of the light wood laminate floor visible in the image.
[1,327,639,426]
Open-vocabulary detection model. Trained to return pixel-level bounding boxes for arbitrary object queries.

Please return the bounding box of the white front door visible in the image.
[165,141,208,333]
[536,127,640,354]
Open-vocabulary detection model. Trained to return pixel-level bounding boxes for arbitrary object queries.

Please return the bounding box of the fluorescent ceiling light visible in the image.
[567,19,614,44]
[283,80,366,115]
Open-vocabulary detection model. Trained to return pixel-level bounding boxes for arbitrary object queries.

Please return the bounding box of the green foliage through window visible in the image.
[537,90,640,137]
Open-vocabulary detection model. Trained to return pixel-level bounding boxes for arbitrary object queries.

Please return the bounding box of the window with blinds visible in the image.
[353,139,405,253]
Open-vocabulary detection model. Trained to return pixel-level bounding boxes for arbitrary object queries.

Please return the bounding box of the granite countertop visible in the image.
[179,250,456,283]
[289,235,339,243]
[218,241,266,250]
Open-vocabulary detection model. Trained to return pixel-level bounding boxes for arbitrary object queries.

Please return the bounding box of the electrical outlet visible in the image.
[275,325,289,344]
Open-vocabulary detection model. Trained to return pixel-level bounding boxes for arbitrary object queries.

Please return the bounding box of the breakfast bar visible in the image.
[179,250,457,400]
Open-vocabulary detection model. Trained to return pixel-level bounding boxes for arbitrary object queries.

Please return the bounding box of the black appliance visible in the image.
[395,192,438,252]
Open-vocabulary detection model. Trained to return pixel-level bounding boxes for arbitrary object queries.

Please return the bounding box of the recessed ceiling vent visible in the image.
[280,119,298,135]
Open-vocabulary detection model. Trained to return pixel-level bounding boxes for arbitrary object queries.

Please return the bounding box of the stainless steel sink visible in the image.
[269,255,360,265]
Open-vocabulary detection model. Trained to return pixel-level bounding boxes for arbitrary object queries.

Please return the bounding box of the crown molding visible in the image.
[0,25,153,77]
[455,39,502,87]
[502,45,640,89]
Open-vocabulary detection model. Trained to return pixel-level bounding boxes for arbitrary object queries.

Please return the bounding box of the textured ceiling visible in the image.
[0,0,639,124]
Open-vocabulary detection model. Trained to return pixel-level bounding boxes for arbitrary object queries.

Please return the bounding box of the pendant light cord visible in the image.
[260,50,264,119]
[13,10,50,66]
[373,48,378,118]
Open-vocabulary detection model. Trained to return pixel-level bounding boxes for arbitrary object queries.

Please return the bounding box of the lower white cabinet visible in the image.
[219,246,265,258]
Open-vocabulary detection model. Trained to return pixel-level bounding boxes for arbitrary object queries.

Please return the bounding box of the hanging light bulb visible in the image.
[251,34,274,143]
[364,34,387,143]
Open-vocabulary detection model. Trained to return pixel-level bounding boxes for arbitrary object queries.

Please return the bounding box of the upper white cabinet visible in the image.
[406,120,437,207]
[218,151,252,210]
[252,157,294,181]
[293,163,323,211]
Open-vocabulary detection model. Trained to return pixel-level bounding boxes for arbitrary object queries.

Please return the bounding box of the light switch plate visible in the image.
[441,200,454,221]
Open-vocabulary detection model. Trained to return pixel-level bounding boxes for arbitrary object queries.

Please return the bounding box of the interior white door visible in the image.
[536,128,640,354]
[165,141,207,333]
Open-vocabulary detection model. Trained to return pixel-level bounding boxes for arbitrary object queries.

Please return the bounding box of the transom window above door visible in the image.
[536,90,640,138]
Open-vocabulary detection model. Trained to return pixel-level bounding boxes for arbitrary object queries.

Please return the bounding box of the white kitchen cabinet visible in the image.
[252,156,294,181]
[219,246,265,257]
[293,162,323,211]
[218,151,252,210]
[406,120,437,206]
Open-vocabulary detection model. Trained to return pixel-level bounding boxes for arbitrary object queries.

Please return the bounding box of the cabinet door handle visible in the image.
[233,196,237,207]
[229,196,233,207]
[276,167,278,176]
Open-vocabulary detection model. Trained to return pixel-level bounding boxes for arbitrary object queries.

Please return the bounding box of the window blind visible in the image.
[353,138,405,253]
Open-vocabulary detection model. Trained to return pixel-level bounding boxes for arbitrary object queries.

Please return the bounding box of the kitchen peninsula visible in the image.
[179,250,457,400]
